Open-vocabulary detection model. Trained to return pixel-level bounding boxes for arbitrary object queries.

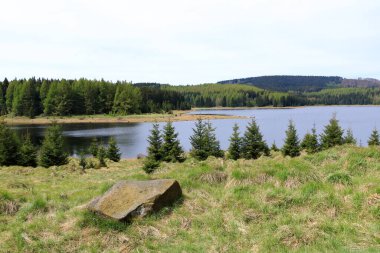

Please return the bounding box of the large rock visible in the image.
[88,179,182,221]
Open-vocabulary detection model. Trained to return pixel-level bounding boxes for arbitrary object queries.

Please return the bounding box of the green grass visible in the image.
[1,145,380,252]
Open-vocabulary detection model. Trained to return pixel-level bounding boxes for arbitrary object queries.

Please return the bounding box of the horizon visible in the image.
[1,0,379,85]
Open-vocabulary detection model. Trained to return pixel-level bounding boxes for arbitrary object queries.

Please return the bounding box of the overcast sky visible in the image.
[0,0,379,84]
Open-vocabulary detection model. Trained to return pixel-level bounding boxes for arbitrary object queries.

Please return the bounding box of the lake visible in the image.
[11,106,380,158]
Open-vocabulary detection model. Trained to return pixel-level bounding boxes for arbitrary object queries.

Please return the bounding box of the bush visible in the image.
[142,158,160,174]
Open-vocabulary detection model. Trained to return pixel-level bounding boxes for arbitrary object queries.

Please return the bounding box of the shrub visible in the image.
[142,158,160,174]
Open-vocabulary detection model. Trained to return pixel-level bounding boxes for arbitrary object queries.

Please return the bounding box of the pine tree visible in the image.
[107,137,121,162]
[97,146,107,167]
[0,86,6,115]
[79,151,87,171]
[5,80,16,114]
[368,128,380,146]
[18,132,37,167]
[301,127,319,154]
[205,121,224,158]
[320,115,344,149]
[228,123,242,160]
[282,120,300,157]
[89,138,99,157]
[142,158,160,174]
[18,79,40,118]
[190,118,208,160]
[38,122,68,167]
[271,142,279,152]
[241,118,269,159]
[344,128,357,145]
[146,123,163,161]
[0,121,20,166]
[161,121,184,162]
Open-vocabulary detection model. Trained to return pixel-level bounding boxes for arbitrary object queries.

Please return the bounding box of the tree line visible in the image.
[143,115,380,173]
[0,77,190,118]
[1,78,380,118]
[0,121,121,168]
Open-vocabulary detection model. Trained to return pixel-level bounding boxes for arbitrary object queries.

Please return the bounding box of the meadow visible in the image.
[1,145,380,252]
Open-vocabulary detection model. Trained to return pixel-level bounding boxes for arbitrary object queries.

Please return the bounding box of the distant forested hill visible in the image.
[218,75,343,92]
[340,78,380,88]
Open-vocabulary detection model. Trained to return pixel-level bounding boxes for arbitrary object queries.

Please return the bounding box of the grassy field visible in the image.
[1,145,380,252]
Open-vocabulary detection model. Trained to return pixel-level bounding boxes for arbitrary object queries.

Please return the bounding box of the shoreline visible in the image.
[3,104,379,125]
[2,110,247,125]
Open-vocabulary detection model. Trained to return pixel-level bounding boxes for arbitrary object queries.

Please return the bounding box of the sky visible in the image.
[0,0,379,85]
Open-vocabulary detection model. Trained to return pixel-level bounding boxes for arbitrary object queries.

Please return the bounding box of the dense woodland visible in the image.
[0,78,190,117]
[1,77,380,118]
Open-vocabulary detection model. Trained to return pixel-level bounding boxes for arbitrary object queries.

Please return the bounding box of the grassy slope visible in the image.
[1,145,380,252]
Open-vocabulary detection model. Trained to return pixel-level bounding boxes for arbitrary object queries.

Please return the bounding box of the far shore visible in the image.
[2,110,247,125]
[3,104,379,125]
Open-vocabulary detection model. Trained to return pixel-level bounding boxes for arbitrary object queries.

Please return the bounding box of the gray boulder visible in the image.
[88,179,182,221]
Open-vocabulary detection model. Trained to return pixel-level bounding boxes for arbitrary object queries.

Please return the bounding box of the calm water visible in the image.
[11,106,380,158]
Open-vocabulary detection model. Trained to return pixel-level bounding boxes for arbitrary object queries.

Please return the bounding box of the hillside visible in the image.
[218,75,343,92]
[218,75,380,92]
[1,145,380,252]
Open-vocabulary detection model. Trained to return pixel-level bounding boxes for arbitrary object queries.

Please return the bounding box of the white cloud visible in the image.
[0,0,379,84]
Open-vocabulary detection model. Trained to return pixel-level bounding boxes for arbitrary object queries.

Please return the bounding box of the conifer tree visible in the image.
[161,121,184,162]
[344,128,357,145]
[241,118,269,159]
[38,122,68,167]
[0,121,20,166]
[301,126,319,154]
[205,121,224,158]
[19,132,37,167]
[18,79,40,118]
[271,142,279,152]
[89,138,99,157]
[0,86,6,115]
[190,118,208,160]
[146,123,163,161]
[79,151,87,171]
[5,81,16,114]
[320,114,344,149]
[282,120,300,157]
[107,137,121,162]
[142,158,160,174]
[368,128,380,146]
[228,123,242,160]
[97,146,107,167]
